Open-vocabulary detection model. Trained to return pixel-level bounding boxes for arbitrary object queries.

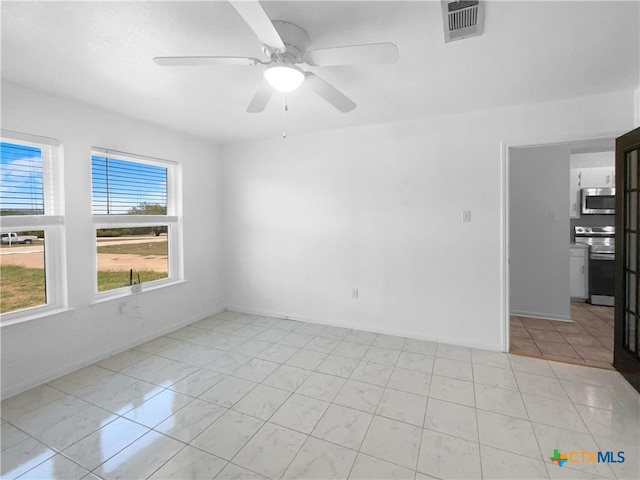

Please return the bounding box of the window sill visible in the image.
[91,279,187,305]
[1,306,75,328]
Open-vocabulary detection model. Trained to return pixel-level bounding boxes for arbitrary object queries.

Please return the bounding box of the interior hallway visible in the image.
[510,302,614,369]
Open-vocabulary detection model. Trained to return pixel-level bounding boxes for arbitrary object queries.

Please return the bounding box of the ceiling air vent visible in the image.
[441,0,485,43]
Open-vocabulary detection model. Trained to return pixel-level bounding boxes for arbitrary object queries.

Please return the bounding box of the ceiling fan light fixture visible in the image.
[263,65,305,93]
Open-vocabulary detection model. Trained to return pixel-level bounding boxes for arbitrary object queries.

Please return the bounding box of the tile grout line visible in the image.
[414,353,435,478]
[509,359,560,478]
[468,351,485,480]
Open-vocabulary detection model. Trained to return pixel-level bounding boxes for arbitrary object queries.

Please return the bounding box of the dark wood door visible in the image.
[615,127,640,392]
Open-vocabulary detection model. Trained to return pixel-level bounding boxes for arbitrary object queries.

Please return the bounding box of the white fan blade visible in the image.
[305,42,399,66]
[303,72,356,113]
[153,56,261,66]
[229,0,285,51]
[247,79,273,113]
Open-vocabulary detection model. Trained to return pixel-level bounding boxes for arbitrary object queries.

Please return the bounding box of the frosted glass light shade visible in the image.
[264,65,305,93]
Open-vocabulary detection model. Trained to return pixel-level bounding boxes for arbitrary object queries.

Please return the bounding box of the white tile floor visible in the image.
[2,310,639,480]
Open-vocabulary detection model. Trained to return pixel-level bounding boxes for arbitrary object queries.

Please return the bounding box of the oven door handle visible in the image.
[591,253,615,260]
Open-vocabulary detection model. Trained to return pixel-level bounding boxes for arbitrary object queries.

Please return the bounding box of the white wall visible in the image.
[510,145,571,321]
[1,83,225,398]
[635,85,640,128]
[223,89,636,351]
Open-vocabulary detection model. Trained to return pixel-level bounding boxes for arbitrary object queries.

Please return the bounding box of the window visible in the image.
[91,149,181,295]
[0,131,65,321]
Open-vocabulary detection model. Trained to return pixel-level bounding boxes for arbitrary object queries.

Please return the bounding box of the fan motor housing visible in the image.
[267,21,310,62]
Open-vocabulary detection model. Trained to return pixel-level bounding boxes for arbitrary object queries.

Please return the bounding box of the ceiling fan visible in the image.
[153,0,399,113]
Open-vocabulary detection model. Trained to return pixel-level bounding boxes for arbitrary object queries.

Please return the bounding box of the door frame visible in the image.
[500,131,622,353]
[614,127,640,391]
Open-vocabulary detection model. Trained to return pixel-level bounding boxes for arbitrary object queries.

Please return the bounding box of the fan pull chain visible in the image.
[282,95,289,139]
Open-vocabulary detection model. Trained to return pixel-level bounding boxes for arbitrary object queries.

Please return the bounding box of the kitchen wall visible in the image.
[510,145,571,321]
[223,88,636,352]
[1,82,225,398]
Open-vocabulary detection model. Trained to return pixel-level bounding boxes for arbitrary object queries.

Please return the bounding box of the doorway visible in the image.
[503,135,617,368]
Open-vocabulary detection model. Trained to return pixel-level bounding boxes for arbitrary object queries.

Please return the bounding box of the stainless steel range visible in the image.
[574,226,615,306]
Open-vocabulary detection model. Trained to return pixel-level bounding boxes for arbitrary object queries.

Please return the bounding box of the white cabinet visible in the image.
[580,167,614,188]
[569,167,615,218]
[569,170,581,218]
[570,246,588,300]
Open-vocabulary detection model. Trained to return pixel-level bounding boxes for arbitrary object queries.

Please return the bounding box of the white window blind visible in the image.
[1,140,57,216]
[91,154,168,215]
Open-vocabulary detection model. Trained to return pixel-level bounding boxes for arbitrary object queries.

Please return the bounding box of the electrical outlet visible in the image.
[130,283,142,294]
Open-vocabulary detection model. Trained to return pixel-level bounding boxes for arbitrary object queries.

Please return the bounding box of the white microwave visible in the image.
[581,187,615,215]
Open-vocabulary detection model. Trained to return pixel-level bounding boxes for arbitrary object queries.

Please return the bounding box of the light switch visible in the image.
[462,210,471,223]
[549,211,558,221]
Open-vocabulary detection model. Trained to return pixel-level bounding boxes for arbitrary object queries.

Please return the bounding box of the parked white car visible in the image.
[1,232,39,244]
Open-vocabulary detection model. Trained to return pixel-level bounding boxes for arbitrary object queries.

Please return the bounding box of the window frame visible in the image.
[91,148,182,299]
[0,130,66,324]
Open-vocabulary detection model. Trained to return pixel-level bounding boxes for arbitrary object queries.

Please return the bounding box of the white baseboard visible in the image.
[510,310,572,322]
[1,305,226,400]
[226,305,503,352]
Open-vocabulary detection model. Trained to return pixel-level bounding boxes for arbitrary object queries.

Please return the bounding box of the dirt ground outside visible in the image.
[0,252,168,272]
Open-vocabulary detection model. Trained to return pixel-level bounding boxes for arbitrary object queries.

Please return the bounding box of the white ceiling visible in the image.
[2,1,639,145]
